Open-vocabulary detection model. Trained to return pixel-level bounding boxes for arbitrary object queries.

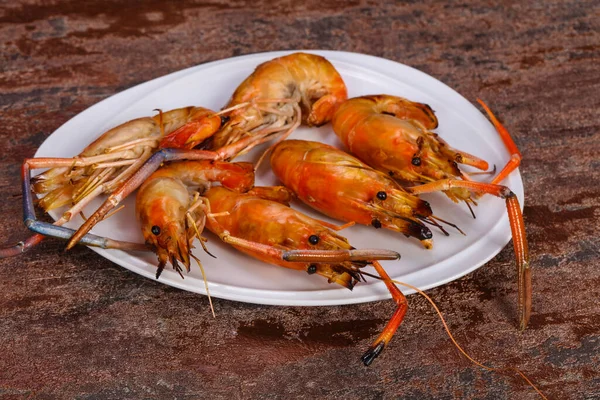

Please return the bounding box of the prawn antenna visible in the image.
[390,279,548,400]
[103,204,126,221]
[191,253,216,318]
[465,200,477,219]
[214,101,253,116]
[199,237,217,259]
[345,263,367,284]
[186,213,217,259]
[429,214,466,236]
[466,164,497,177]
[420,216,450,236]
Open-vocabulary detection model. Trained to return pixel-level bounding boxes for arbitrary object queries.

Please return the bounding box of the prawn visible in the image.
[34,107,222,213]
[136,160,254,278]
[202,185,405,365]
[3,107,224,257]
[332,95,530,330]
[270,139,455,249]
[197,52,348,163]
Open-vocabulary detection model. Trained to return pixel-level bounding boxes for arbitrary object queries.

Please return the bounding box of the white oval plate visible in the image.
[35,50,523,306]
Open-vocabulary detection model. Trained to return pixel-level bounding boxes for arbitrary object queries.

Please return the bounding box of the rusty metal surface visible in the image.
[1,1,599,399]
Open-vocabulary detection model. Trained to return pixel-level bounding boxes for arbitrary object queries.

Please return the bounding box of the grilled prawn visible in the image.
[270,139,445,249]
[200,52,348,161]
[35,107,222,213]
[136,160,254,277]
[4,107,224,257]
[203,185,405,365]
[332,95,530,329]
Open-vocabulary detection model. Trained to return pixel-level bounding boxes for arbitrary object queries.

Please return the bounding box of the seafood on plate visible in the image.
[136,160,255,277]
[332,95,530,329]
[3,107,225,257]
[35,107,222,214]
[201,52,348,163]
[270,139,465,249]
[202,185,405,365]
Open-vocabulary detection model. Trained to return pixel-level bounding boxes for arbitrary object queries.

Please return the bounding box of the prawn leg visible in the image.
[215,103,302,162]
[210,233,399,263]
[11,142,156,257]
[0,234,45,258]
[10,107,226,255]
[409,179,530,330]
[20,161,148,252]
[279,188,408,365]
[477,99,522,185]
[285,241,407,368]
[64,148,218,250]
[361,261,408,366]
[286,228,408,367]
[22,222,147,252]
[281,249,399,262]
[26,150,146,175]
[202,188,407,365]
[203,194,400,263]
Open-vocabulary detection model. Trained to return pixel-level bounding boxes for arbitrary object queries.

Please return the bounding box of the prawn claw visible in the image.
[361,342,385,366]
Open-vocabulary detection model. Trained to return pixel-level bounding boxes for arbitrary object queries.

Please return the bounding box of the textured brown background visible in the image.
[1,1,599,399]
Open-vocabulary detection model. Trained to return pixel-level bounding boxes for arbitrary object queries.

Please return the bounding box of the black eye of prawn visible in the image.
[308,235,319,245]
[376,191,387,200]
[220,115,230,126]
[151,225,161,236]
[307,264,317,274]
